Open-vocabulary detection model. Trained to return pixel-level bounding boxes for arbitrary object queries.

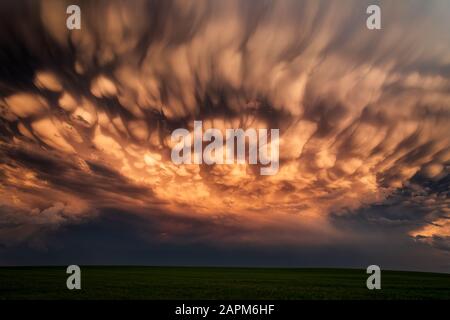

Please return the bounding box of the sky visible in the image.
[0,0,449,272]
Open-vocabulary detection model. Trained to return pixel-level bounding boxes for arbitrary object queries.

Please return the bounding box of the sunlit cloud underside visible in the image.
[0,0,448,256]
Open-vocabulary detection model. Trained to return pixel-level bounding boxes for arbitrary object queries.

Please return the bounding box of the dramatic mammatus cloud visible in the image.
[0,0,449,263]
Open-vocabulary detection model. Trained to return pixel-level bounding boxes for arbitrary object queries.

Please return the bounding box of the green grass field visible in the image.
[0,266,449,300]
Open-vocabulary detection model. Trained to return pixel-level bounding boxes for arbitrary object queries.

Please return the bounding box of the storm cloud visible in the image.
[0,0,449,269]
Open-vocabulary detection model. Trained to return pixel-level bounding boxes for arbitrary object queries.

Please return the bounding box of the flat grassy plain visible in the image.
[0,266,449,300]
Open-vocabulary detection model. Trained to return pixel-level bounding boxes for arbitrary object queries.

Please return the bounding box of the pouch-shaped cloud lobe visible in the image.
[0,0,449,258]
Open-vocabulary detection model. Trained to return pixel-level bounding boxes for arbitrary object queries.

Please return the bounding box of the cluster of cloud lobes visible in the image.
[0,0,449,249]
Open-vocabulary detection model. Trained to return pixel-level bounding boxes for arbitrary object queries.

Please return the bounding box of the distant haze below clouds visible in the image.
[0,0,449,272]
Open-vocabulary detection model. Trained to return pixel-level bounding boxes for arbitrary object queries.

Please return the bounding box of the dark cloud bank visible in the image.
[0,0,449,272]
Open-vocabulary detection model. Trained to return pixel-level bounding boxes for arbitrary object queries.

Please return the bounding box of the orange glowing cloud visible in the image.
[0,0,449,249]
